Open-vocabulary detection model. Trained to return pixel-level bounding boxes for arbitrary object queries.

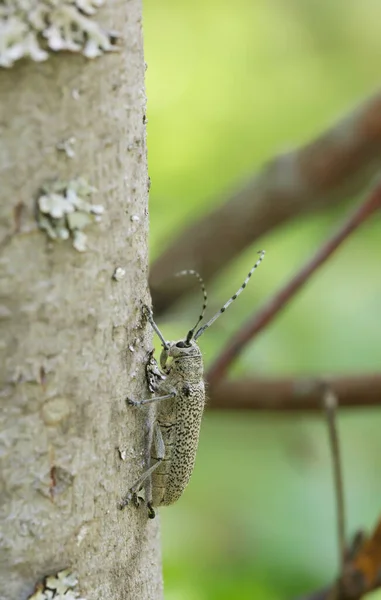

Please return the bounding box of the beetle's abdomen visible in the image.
[151,382,205,506]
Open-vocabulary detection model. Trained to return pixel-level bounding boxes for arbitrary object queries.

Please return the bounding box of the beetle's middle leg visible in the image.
[126,391,176,407]
[119,422,165,518]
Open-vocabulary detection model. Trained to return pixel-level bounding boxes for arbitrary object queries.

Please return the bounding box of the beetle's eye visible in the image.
[176,341,187,348]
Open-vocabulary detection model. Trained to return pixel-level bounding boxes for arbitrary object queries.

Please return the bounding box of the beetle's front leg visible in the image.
[143,305,169,350]
[146,350,166,393]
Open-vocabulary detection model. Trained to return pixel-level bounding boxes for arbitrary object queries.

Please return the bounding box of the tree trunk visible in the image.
[0,1,163,598]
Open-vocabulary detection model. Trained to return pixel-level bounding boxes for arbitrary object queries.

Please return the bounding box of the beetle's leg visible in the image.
[126,391,176,407]
[145,421,168,519]
[132,493,144,507]
[119,423,165,518]
[146,350,165,393]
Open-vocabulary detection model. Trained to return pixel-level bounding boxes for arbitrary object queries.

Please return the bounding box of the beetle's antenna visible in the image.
[175,270,208,344]
[194,250,265,341]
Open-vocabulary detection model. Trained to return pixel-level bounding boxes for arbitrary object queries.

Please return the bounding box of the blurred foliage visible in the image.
[143,0,381,598]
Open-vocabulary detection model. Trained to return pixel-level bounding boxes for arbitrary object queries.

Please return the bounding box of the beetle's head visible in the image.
[160,339,201,370]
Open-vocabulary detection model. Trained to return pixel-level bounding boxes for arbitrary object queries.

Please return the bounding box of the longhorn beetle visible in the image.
[120,250,265,518]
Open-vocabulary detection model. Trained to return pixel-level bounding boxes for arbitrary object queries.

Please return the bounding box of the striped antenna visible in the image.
[194,250,265,341]
[175,270,208,344]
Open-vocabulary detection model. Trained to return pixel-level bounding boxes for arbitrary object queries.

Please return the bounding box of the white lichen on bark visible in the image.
[28,569,86,600]
[36,178,104,251]
[113,266,126,280]
[0,0,118,68]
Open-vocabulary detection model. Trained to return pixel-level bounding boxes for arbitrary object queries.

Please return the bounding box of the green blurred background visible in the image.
[143,1,381,598]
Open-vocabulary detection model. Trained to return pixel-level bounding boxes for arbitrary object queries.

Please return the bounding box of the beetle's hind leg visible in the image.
[119,423,165,519]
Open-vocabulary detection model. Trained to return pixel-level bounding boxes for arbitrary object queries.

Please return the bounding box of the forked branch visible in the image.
[207,179,381,386]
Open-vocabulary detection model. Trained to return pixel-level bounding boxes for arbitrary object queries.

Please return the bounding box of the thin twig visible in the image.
[207,180,381,386]
[322,386,346,576]
[151,91,381,316]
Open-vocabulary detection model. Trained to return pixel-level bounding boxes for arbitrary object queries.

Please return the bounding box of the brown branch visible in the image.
[151,91,381,316]
[341,519,381,598]
[207,181,381,386]
[208,375,381,411]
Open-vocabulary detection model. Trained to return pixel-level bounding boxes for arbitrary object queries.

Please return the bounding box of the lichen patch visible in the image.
[36,177,104,252]
[28,569,86,600]
[0,0,119,68]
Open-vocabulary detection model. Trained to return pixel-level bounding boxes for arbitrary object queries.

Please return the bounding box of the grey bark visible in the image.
[0,1,163,599]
